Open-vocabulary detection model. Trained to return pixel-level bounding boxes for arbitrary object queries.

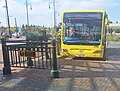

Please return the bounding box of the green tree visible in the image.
[1,26,6,33]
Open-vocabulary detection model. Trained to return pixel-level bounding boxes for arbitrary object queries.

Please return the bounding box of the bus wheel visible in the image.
[102,49,106,61]
[102,55,106,61]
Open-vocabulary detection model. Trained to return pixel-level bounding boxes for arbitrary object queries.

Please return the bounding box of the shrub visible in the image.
[107,35,120,42]
[23,30,52,42]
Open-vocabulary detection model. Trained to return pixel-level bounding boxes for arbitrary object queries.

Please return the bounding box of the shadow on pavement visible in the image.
[57,57,120,91]
[0,42,120,91]
[106,48,120,61]
[0,68,52,91]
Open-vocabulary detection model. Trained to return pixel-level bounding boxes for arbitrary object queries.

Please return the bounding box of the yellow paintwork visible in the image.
[60,10,107,58]
[61,43,104,58]
[62,10,106,13]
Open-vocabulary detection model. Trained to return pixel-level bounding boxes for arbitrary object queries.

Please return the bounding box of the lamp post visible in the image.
[0,22,1,37]
[53,0,57,33]
[4,0,11,35]
[25,0,32,31]
[26,0,29,30]
[14,17,17,32]
[10,16,18,32]
[49,0,57,35]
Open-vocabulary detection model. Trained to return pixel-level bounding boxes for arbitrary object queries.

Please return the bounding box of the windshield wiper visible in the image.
[63,41,100,45]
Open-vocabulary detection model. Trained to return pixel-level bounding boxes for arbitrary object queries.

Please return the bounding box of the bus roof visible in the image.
[62,10,106,13]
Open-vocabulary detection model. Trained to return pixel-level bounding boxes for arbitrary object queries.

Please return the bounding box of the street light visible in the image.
[14,17,17,32]
[53,0,57,33]
[0,22,1,37]
[49,0,57,35]
[25,0,32,31]
[4,0,11,35]
[10,16,18,32]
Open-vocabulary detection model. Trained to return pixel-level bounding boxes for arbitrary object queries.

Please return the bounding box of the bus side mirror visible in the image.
[106,19,110,25]
[58,22,62,29]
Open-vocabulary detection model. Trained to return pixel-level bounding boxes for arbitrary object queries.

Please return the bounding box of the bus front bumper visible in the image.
[61,51,103,58]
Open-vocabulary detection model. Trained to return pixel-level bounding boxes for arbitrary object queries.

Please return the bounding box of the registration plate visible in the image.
[76,54,85,57]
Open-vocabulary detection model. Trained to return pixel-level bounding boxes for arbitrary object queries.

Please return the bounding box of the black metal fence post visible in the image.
[26,39,33,66]
[51,39,59,78]
[57,39,60,55]
[1,38,11,75]
[45,41,49,59]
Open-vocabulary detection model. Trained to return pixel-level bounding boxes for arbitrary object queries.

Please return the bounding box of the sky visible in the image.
[0,0,120,27]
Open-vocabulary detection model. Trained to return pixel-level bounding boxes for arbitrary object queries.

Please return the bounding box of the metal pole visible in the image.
[0,22,1,37]
[1,38,11,75]
[14,18,17,32]
[26,0,29,30]
[5,0,11,35]
[51,39,59,78]
[53,0,56,34]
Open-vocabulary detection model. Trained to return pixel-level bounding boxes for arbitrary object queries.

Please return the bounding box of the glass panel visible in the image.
[63,12,102,45]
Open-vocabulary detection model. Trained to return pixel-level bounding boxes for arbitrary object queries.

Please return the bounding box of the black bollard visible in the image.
[51,39,59,78]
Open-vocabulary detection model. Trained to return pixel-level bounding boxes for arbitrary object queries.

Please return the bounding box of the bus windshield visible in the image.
[63,12,102,45]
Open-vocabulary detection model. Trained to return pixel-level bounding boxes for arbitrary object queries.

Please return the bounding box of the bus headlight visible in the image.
[93,50,102,54]
[62,49,68,52]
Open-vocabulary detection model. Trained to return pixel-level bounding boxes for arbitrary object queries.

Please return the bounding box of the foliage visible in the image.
[23,30,52,41]
[10,27,16,32]
[109,29,120,33]
[1,26,6,33]
[1,24,53,40]
[21,24,53,34]
[107,35,120,42]
[1,26,17,33]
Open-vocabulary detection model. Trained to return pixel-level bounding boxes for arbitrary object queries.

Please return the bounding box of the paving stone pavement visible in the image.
[0,58,120,91]
[0,41,120,91]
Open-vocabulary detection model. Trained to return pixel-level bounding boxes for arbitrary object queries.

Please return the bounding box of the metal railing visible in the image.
[1,38,59,78]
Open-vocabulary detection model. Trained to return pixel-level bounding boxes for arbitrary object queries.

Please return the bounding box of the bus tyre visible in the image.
[102,55,106,61]
[102,49,106,61]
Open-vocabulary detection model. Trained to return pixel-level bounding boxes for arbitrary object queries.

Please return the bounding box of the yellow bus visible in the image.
[60,10,108,60]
